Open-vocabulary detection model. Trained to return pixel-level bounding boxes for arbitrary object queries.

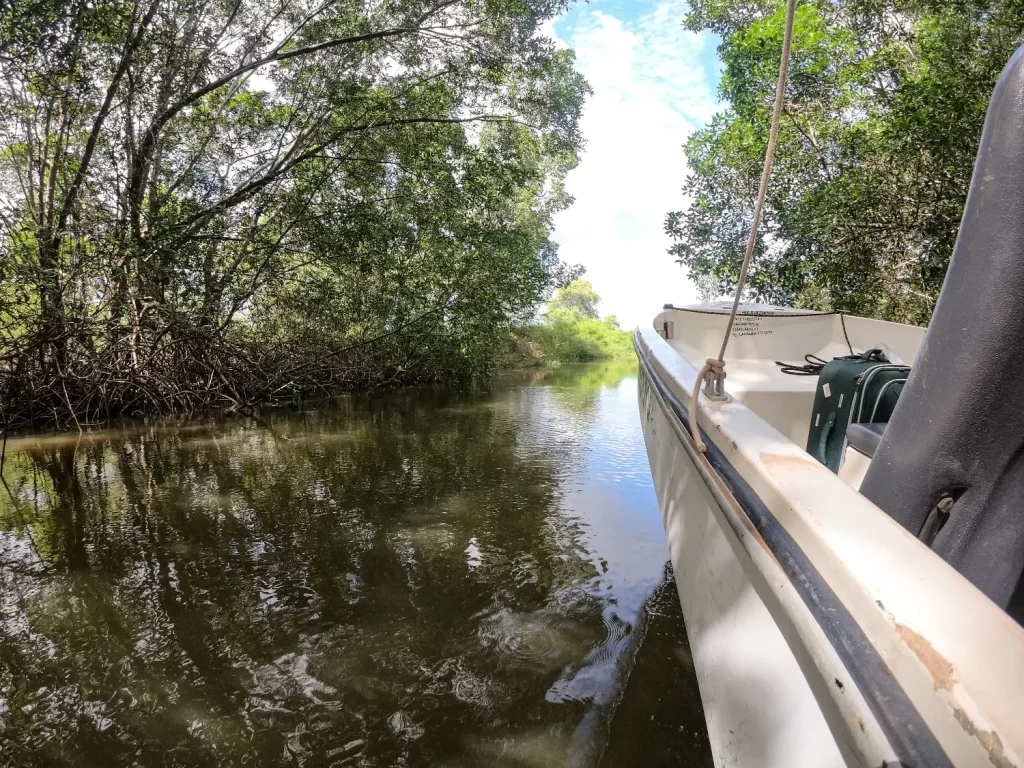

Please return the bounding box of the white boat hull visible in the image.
[634,307,1024,768]
[639,369,846,766]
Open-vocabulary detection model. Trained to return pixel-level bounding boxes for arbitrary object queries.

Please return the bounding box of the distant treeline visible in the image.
[0,0,588,429]
[669,0,1024,324]
[505,280,633,367]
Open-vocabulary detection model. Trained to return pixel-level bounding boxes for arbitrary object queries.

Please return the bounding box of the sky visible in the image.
[545,0,724,328]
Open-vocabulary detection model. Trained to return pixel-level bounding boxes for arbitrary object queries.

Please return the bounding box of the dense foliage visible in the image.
[667,0,1024,323]
[0,0,588,428]
[512,280,632,364]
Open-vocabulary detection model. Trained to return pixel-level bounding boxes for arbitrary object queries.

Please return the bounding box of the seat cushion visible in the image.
[846,422,886,458]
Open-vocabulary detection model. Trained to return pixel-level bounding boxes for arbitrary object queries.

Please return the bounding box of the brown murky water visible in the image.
[0,362,710,767]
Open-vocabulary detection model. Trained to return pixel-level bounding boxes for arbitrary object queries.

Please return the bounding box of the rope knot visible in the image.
[689,357,728,454]
[705,357,725,374]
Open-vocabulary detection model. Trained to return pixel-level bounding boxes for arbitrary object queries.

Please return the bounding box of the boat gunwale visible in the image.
[660,303,831,317]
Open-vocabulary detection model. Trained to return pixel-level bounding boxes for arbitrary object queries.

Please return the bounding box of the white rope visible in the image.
[690,0,797,453]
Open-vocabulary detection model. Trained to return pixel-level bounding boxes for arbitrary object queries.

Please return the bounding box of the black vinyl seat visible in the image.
[859,43,1024,622]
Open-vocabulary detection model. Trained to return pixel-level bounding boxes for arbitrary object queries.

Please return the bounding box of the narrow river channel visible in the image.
[0,362,710,767]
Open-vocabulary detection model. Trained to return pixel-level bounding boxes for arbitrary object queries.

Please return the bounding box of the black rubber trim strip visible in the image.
[661,304,836,317]
[634,331,952,768]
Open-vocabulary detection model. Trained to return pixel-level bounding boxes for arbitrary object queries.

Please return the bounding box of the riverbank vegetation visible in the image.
[506,280,633,366]
[668,0,1024,324]
[0,0,588,430]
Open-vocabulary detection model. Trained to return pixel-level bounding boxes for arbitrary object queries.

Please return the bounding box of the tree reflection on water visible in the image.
[0,362,701,767]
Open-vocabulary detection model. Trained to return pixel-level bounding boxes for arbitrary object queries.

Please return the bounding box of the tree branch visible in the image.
[55,0,160,237]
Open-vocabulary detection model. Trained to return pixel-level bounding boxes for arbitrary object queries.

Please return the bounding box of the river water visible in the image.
[0,362,710,767]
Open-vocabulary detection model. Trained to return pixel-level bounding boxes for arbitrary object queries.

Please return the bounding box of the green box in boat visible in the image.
[806,350,910,472]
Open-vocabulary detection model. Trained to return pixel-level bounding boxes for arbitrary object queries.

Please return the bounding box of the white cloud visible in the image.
[547,1,721,328]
